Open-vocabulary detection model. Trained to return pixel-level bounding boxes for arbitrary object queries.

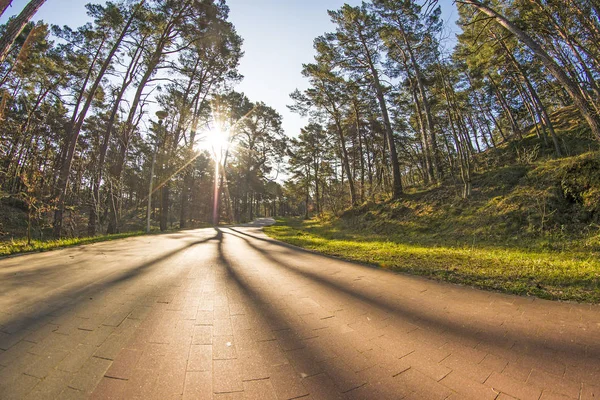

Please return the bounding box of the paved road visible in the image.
[0,221,599,399]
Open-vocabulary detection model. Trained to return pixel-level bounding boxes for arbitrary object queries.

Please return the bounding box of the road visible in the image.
[0,220,599,399]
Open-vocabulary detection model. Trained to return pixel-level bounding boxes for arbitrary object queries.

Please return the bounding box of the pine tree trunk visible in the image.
[0,0,12,18]
[402,33,441,181]
[53,39,105,237]
[411,83,433,184]
[334,118,357,205]
[372,73,403,199]
[488,74,522,139]
[0,0,46,65]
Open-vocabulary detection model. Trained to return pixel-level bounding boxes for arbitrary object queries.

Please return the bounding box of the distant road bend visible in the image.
[0,218,598,399]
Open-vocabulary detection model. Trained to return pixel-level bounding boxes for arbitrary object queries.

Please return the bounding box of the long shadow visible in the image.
[214,228,365,397]
[227,227,377,268]
[223,228,600,365]
[0,232,221,342]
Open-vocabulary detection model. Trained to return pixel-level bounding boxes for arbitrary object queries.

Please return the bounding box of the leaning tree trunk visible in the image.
[0,0,46,65]
[0,0,12,18]
[461,0,600,142]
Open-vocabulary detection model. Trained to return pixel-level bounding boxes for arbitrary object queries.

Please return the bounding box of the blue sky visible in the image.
[2,0,459,137]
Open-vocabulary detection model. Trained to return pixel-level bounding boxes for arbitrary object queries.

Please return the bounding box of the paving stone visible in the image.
[0,372,41,399]
[188,345,212,372]
[193,325,213,345]
[581,383,600,400]
[442,354,493,384]
[90,376,128,399]
[23,349,69,378]
[302,373,344,399]
[26,370,72,400]
[485,371,543,400]
[154,356,187,398]
[57,343,97,373]
[540,390,577,400]
[0,340,35,367]
[94,334,129,361]
[526,369,580,399]
[121,368,158,398]
[238,349,270,381]
[319,357,367,393]
[23,323,60,344]
[183,371,212,399]
[213,359,243,394]
[395,368,453,400]
[213,319,234,337]
[58,386,87,399]
[68,356,112,394]
[286,347,323,379]
[104,348,142,379]
[440,370,498,400]
[243,379,277,400]
[268,363,309,399]
[401,352,452,382]
[213,336,237,360]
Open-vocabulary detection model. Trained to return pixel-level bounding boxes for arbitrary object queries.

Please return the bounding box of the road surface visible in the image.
[0,220,599,399]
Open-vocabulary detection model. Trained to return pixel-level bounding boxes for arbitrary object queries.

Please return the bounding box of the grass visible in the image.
[0,231,153,257]
[265,218,600,303]
[0,223,213,258]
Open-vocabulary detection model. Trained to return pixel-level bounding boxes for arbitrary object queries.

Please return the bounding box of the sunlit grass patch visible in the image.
[265,218,600,303]
[0,231,150,257]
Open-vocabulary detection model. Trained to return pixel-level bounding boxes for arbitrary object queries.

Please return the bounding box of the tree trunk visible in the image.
[411,82,433,184]
[0,0,12,18]
[0,0,46,65]
[334,118,357,205]
[494,32,561,155]
[372,72,403,199]
[53,38,106,237]
[402,32,440,180]
[353,99,365,202]
[488,74,522,139]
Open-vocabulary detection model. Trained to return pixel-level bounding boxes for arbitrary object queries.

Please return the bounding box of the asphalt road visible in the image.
[0,219,599,399]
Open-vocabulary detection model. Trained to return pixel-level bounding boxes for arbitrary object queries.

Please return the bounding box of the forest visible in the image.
[0,0,599,248]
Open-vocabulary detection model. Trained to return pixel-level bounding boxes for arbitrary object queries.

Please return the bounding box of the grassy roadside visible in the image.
[264,218,600,303]
[0,224,213,258]
[0,231,152,257]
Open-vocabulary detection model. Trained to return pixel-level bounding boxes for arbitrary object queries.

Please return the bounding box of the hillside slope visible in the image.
[266,109,600,302]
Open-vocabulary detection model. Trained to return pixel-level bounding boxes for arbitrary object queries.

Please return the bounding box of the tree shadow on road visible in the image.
[0,232,221,344]
[214,228,370,397]
[223,228,600,369]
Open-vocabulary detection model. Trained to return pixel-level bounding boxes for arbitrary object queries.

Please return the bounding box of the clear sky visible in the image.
[1,0,459,137]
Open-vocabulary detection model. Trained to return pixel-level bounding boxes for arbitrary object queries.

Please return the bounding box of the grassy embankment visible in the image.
[265,109,600,303]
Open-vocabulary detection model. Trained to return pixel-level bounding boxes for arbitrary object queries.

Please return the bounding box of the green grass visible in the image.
[265,218,600,303]
[0,231,153,257]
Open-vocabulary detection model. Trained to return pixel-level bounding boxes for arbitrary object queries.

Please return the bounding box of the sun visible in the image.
[197,126,231,163]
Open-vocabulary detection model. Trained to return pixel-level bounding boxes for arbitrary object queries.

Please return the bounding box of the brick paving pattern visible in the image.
[0,220,599,399]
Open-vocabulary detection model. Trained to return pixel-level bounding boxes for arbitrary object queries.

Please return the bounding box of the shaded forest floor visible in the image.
[265,108,600,303]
